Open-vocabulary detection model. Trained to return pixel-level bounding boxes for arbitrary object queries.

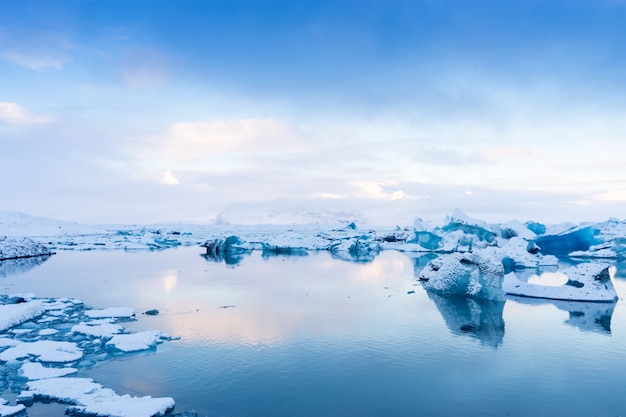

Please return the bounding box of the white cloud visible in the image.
[162,170,179,185]
[122,48,167,89]
[142,118,314,165]
[3,51,66,70]
[0,102,50,126]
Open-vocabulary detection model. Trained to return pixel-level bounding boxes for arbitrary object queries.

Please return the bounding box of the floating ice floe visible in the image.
[503,263,618,302]
[0,295,179,416]
[0,399,25,417]
[20,361,78,379]
[0,300,45,332]
[107,330,170,352]
[85,307,136,319]
[21,377,174,417]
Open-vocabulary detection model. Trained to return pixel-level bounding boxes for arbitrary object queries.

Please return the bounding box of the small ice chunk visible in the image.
[0,300,45,332]
[106,330,169,352]
[38,328,59,336]
[503,262,618,302]
[85,307,135,319]
[24,377,174,417]
[20,361,77,380]
[72,320,124,337]
[0,340,83,363]
[0,398,25,417]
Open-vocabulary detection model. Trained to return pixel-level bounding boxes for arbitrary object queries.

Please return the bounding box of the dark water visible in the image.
[2,247,626,417]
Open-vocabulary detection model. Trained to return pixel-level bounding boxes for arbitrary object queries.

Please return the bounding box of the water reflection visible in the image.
[426,291,505,348]
[507,296,615,334]
[200,251,249,266]
[0,255,52,278]
[403,253,438,277]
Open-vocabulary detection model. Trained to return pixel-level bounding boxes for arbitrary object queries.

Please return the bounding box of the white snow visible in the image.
[85,307,135,319]
[0,300,45,332]
[20,361,78,380]
[0,340,83,363]
[0,236,53,261]
[24,377,174,417]
[503,263,618,302]
[418,248,506,301]
[0,399,25,417]
[72,320,124,337]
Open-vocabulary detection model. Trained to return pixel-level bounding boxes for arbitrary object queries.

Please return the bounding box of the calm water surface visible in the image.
[2,247,626,417]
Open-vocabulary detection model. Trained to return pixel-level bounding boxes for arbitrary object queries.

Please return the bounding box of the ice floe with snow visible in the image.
[0,236,54,261]
[21,377,174,417]
[503,262,618,302]
[418,248,506,301]
[0,295,178,416]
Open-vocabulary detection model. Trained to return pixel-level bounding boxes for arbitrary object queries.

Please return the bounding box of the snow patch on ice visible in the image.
[503,263,618,302]
[23,377,174,417]
[85,307,135,319]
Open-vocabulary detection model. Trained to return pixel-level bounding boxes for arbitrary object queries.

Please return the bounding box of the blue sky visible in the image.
[2,0,626,224]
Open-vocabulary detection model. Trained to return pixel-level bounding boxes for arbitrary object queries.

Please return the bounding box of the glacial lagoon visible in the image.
[2,247,626,417]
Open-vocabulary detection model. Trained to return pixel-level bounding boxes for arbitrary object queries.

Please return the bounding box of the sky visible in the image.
[2,0,626,225]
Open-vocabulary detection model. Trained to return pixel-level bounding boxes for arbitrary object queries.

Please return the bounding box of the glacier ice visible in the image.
[503,262,618,302]
[418,248,506,301]
[0,237,53,261]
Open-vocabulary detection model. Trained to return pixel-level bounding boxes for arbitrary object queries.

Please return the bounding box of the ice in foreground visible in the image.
[0,296,177,416]
[22,377,174,417]
[503,263,618,302]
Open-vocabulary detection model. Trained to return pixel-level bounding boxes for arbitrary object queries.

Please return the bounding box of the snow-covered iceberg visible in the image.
[503,263,618,302]
[0,237,54,261]
[418,248,506,301]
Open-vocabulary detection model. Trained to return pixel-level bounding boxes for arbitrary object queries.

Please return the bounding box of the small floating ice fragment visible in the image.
[106,330,169,352]
[20,361,78,380]
[85,307,135,319]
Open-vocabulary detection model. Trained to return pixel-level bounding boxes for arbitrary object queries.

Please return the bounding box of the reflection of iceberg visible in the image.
[404,253,438,277]
[507,296,615,334]
[201,236,253,265]
[200,251,249,266]
[328,237,380,263]
[0,255,52,278]
[426,292,505,348]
